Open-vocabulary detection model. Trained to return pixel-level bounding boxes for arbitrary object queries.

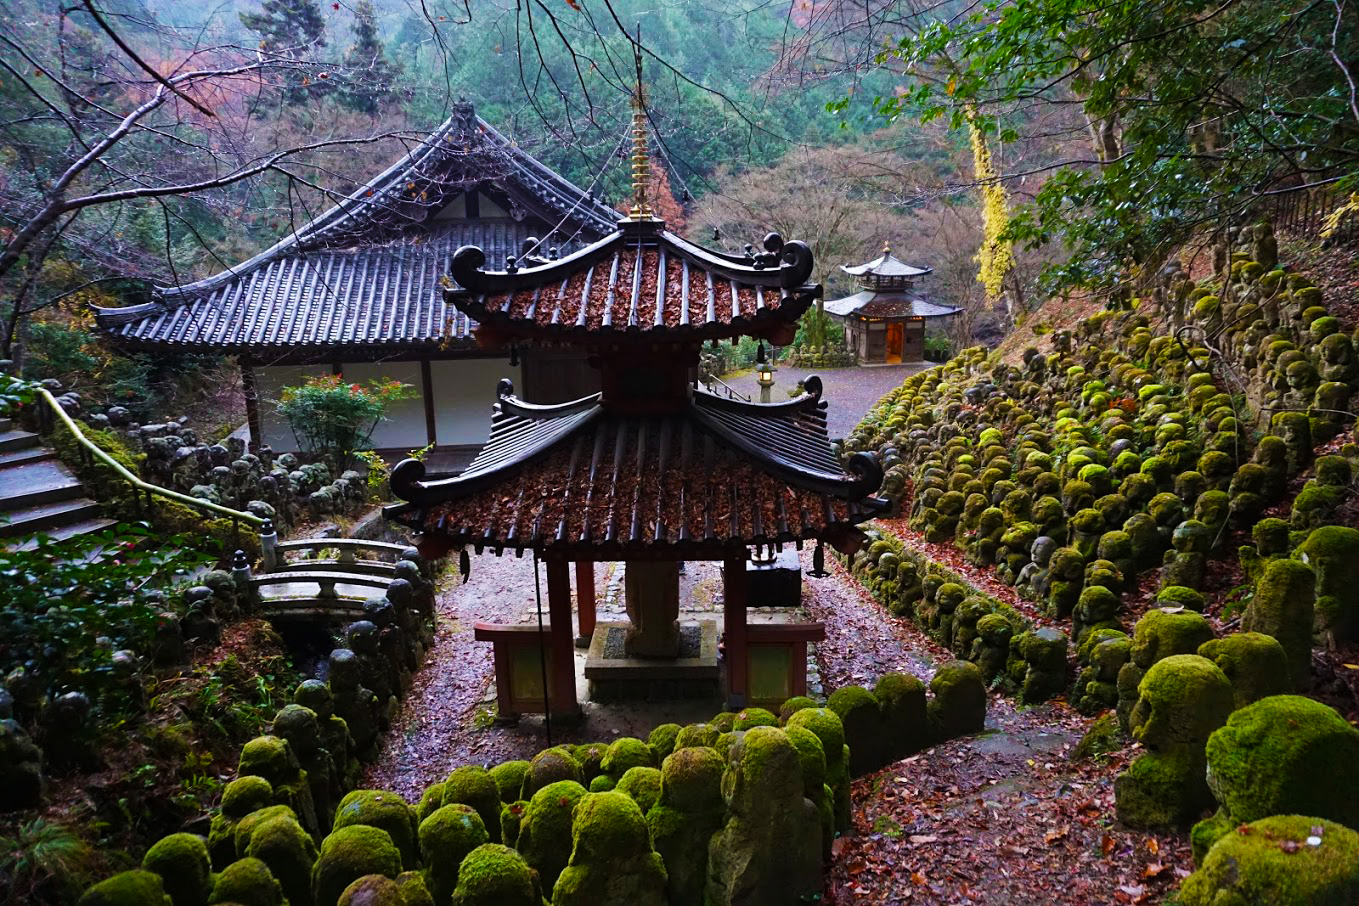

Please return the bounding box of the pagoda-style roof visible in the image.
[825,289,962,320]
[384,375,885,556]
[92,102,620,358]
[447,224,818,345]
[841,251,932,279]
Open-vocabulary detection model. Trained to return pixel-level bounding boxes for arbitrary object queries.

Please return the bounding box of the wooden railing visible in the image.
[35,386,265,532]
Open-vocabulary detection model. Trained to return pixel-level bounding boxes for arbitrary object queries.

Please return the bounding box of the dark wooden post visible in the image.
[545,556,579,717]
[420,359,437,448]
[240,359,263,452]
[574,560,596,645]
[723,552,749,709]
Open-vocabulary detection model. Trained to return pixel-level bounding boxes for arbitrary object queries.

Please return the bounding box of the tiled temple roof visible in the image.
[824,289,962,320]
[92,102,620,355]
[384,375,886,555]
[447,225,819,344]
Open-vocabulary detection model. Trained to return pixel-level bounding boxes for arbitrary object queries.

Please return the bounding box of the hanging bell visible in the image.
[459,547,471,583]
[808,542,829,578]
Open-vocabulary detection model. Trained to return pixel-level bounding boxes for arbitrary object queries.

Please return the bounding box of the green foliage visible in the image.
[274,374,414,470]
[0,819,94,904]
[338,0,402,115]
[0,372,38,417]
[0,525,210,706]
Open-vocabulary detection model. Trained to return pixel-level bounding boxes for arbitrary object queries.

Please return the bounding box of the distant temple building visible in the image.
[93,102,618,472]
[824,246,961,363]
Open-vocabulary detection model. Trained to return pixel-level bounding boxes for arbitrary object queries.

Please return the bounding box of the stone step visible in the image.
[0,458,84,510]
[0,445,55,468]
[0,497,105,537]
[11,516,119,550]
[0,417,11,432]
[0,429,40,453]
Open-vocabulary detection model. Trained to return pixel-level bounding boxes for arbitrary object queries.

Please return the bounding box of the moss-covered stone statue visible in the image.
[645,746,725,906]
[926,661,986,743]
[332,790,419,872]
[1242,558,1316,689]
[244,813,318,906]
[705,727,822,906]
[513,779,586,893]
[1196,633,1290,709]
[440,766,502,845]
[449,844,541,906]
[827,685,883,777]
[1181,815,1359,906]
[418,804,488,905]
[1296,524,1359,647]
[312,824,403,906]
[785,707,851,833]
[551,791,667,906]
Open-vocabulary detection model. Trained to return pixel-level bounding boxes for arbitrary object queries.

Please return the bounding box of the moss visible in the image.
[233,806,298,861]
[732,708,778,731]
[873,672,928,760]
[243,814,316,906]
[1130,608,1215,670]
[514,779,587,892]
[709,712,737,733]
[646,724,681,762]
[926,661,986,744]
[828,685,884,777]
[418,804,488,905]
[499,801,527,848]
[673,723,717,750]
[395,871,433,906]
[785,707,850,831]
[440,767,502,845]
[448,844,538,906]
[237,736,296,790]
[1297,525,1359,646]
[1073,714,1121,760]
[615,766,663,814]
[518,747,582,800]
[81,870,174,906]
[337,874,403,905]
[210,858,284,906]
[570,743,608,784]
[221,776,275,819]
[142,833,212,906]
[1189,808,1235,865]
[1179,815,1359,905]
[1114,748,1214,829]
[1242,558,1316,689]
[333,790,420,870]
[415,783,446,823]
[1155,586,1206,612]
[312,824,403,906]
[550,792,667,906]
[587,775,615,793]
[1197,633,1290,708]
[1204,695,1359,829]
[782,724,828,803]
[487,762,528,805]
[776,696,818,724]
[600,737,655,779]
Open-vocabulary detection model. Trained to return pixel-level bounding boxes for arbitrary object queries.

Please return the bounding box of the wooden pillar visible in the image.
[240,359,262,452]
[545,557,579,716]
[574,560,596,645]
[420,359,437,448]
[723,552,749,709]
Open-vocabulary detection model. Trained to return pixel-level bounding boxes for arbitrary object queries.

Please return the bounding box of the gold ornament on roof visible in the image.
[628,84,652,221]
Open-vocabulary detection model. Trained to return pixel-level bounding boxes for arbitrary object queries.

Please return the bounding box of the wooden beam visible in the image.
[575,560,596,645]
[545,557,579,716]
[420,359,437,448]
[723,552,749,709]
[240,359,263,452]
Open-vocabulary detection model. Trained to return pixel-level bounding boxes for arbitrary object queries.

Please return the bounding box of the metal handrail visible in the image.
[704,375,752,403]
[36,387,265,528]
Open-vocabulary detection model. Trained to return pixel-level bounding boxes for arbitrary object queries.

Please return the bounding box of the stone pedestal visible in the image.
[624,561,681,658]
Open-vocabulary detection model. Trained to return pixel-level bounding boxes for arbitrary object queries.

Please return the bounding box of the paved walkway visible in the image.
[720,363,933,439]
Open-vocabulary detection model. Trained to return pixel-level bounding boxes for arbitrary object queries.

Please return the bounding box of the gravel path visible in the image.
[720,363,932,439]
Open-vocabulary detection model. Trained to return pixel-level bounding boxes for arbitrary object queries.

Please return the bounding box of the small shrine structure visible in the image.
[385,102,886,717]
[825,245,961,363]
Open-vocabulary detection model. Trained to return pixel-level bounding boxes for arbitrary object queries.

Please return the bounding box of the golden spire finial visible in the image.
[882,241,892,256]
[629,85,652,221]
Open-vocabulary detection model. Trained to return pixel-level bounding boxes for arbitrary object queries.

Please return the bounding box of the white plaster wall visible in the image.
[255,365,328,452]
[343,361,428,451]
[431,358,522,446]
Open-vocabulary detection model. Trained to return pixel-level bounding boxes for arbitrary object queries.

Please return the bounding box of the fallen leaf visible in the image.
[1045,825,1070,844]
[908,834,938,844]
[1146,838,1159,855]
[1101,834,1115,855]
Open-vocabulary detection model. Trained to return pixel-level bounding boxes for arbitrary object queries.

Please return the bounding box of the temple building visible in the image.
[92,102,618,471]
[824,246,961,363]
[384,106,887,716]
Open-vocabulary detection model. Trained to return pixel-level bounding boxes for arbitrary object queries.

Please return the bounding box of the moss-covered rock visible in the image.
[395,871,433,906]
[312,824,403,906]
[518,747,581,800]
[337,875,402,905]
[646,724,681,763]
[418,804,488,906]
[1180,815,1359,905]
[415,784,446,824]
[448,844,538,906]
[1197,633,1291,708]
[232,806,299,862]
[587,775,615,793]
[440,767,501,845]
[81,870,174,906]
[142,833,213,906]
[487,762,528,805]
[926,661,986,743]
[244,814,317,906]
[333,790,419,871]
[211,858,285,906]
[571,743,608,785]
[645,746,724,906]
[828,684,884,777]
[1242,558,1316,689]
[600,737,654,780]
[1130,608,1215,670]
[1203,696,1359,835]
[615,766,663,814]
[672,723,719,750]
[1155,585,1207,612]
[732,708,778,731]
[514,779,586,892]
[777,696,818,724]
[551,791,667,906]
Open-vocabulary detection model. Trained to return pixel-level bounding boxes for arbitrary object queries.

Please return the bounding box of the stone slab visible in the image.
[746,548,802,607]
[585,620,720,701]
